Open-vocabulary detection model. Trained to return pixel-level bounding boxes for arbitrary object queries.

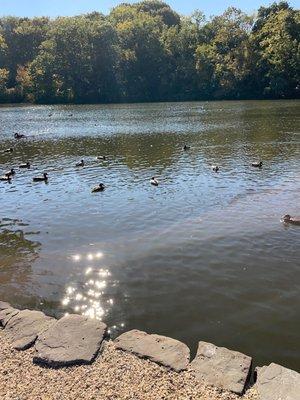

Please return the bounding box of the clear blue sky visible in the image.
[0,0,299,18]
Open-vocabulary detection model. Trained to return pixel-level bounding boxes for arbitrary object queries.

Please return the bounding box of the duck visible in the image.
[150,177,159,186]
[251,161,263,168]
[0,175,11,182]
[75,159,84,167]
[97,156,106,160]
[4,168,15,177]
[19,162,30,169]
[14,132,26,139]
[281,215,300,225]
[3,148,13,153]
[183,144,190,151]
[212,165,220,172]
[91,183,105,192]
[33,172,48,182]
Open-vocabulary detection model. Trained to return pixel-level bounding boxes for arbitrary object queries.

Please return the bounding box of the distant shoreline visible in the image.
[0,3,299,105]
[1,98,300,107]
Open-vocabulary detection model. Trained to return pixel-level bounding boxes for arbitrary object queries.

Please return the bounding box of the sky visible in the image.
[0,0,299,18]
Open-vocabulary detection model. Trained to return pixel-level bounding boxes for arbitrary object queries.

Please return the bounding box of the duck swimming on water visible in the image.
[281,215,300,225]
[75,159,84,167]
[212,165,219,172]
[14,133,26,139]
[251,161,263,168]
[183,144,190,151]
[19,162,30,169]
[0,175,11,182]
[150,177,159,186]
[33,173,48,182]
[5,168,15,177]
[91,183,105,192]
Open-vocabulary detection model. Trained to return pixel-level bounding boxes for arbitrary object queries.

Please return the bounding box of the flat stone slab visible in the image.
[0,301,11,311]
[0,308,19,327]
[115,329,190,372]
[255,363,300,400]
[190,341,252,394]
[4,309,56,350]
[34,314,107,366]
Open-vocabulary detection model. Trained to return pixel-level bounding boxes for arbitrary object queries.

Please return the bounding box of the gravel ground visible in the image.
[0,330,258,400]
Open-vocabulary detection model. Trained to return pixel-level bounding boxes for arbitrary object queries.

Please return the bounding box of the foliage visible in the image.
[195,8,255,99]
[251,2,300,97]
[0,1,299,103]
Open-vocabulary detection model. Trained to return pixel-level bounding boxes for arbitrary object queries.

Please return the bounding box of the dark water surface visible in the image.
[0,100,299,370]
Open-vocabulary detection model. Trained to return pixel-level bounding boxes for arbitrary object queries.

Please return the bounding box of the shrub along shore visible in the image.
[0,300,299,399]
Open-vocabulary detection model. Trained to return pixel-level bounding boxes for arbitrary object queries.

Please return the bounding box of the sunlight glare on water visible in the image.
[62,251,113,322]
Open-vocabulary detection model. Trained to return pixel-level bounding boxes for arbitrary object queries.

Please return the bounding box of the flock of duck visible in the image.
[1,133,108,192]
[1,133,299,225]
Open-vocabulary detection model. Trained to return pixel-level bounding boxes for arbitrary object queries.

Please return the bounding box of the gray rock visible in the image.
[190,341,252,394]
[115,329,190,372]
[34,314,107,366]
[255,363,300,400]
[4,309,56,350]
[0,308,19,327]
[0,301,11,311]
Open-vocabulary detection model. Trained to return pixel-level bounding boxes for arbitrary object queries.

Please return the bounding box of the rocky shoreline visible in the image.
[0,301,299,399]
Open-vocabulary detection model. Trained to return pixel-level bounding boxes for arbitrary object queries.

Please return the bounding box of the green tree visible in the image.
[0,68,9,100]
[0,17,49,88]
[112,7,167,101]
[29,16,119,103]
[251,2,300,98]
[0,32,7,55]
[162,16,203,100]
[136,0,181,27]
[195,8,254,99]
[0,1,299,103]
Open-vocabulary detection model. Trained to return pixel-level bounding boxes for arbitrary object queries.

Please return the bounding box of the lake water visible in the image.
[0,100,299,371]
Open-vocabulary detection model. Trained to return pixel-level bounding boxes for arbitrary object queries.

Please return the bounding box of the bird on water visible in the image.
[251,161,263,168]
[281,215,300,225]
[0,175,11,182]
[150,177,159,186]
[33,173,48,182]
[4,168,15,177]
[75,159,84,167]
[14,132,26,139]
[91,183,105,192]
[212,165,219,172]
[19,162,31,169]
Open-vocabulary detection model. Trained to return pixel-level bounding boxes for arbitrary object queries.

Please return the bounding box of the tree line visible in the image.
[0,1,299,104]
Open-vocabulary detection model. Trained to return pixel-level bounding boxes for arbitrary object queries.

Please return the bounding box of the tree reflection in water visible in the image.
[0,218,41,304]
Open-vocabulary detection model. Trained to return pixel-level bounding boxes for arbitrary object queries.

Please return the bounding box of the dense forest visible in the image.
[0,1,299,104]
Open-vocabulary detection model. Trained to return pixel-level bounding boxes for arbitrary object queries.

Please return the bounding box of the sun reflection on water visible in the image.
[62,250,118,324]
